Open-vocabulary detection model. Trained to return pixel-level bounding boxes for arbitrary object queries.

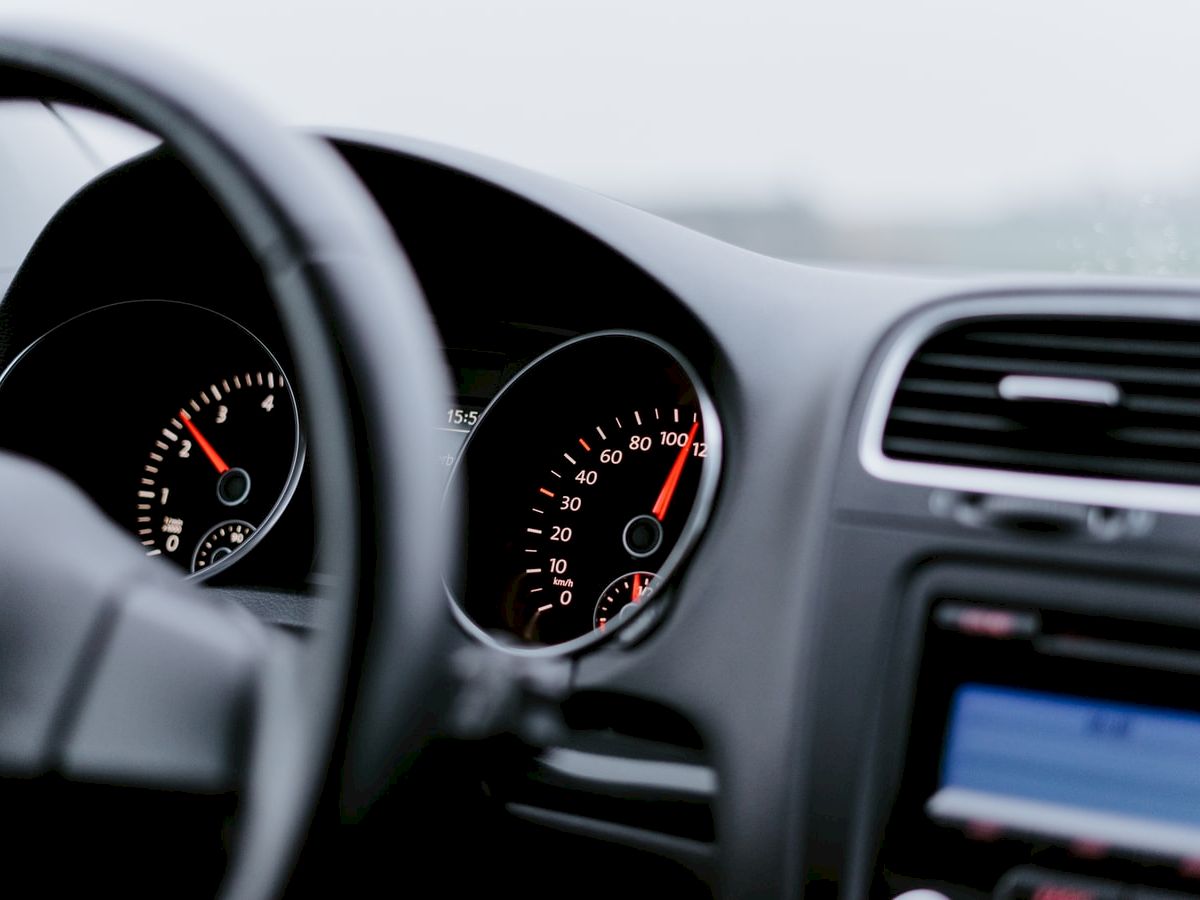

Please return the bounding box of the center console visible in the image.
[868,565,1200,899]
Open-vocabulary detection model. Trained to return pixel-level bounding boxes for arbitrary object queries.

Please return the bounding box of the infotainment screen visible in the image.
[928,683,1200,858]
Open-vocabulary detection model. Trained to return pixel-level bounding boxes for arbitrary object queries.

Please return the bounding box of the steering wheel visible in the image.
[0,23,451,899]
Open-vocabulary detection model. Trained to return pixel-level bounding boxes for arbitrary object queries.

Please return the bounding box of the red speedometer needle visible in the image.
[181,411,230,474]
[651,421,699,521]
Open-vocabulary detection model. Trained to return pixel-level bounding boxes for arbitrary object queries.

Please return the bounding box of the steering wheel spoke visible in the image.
[59,579,265,793]
[0,452,266,793]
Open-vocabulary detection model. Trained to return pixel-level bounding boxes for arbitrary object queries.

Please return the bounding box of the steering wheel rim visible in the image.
[0,22,452,899]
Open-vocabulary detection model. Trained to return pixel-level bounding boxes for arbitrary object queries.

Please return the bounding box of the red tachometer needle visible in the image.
[651,421,699,521]
[633,572,643,602]
[181,411,230,474]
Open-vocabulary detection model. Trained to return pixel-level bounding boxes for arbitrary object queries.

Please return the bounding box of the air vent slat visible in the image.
[1123,395,1200,417]
[1110,427,1200,452]
[916,352,1200,389]
[881,315,1200,488]
[962,331,1200,361]
[883,436,1200,483]
[898,378,997,399]
[888,407,1019,432]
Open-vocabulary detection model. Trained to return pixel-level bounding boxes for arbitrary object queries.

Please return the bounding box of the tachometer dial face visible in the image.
[0,301,302,578]
[138,370,297,572]
[448,332,721,651]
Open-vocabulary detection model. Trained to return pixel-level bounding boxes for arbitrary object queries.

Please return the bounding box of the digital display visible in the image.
[929,684,1200,857]
[436,403,485,474]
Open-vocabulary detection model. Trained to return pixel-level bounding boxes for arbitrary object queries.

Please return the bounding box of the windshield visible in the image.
[12,0,1200,276]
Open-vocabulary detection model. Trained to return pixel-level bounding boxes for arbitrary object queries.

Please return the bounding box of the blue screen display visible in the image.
[942,684,1200,828]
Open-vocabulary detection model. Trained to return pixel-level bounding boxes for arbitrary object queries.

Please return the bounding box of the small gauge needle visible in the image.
[651,421,699,521]
[180,411,230,474]
[633,572,643,602]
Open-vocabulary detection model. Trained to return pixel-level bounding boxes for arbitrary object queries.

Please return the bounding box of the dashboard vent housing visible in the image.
[880,316,1200,487]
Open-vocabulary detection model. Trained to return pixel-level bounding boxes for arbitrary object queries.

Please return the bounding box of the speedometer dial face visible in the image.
[448,332,721,651]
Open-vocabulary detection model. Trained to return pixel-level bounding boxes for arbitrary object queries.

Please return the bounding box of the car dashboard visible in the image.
[8,113,1200,899]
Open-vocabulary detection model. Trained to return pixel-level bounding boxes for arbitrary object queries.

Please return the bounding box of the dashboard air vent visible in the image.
[881,316,1200,486]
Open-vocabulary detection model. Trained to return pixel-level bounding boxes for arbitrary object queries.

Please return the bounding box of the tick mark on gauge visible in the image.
[615,417,623,429]
[200,391,211,405]
[190,400,201,412]
[539,487,555,498]
[531,507,544,514]
[563,453,576,464]
[162,428,178,441]
[673,408,679,423]
[538,604,553,613]
[596,426,607,440]
[527,528,543,534]
[634,411,642,425]
[210,384,222,401]
[578,438,592,451]
[526,568,542,574]
[529,587,543,593]
[551,470,562,478]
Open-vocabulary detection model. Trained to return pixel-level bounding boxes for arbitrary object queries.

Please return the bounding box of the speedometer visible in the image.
[447,331,721,651]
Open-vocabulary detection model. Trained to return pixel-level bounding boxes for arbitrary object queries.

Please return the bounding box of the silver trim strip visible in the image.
[858,294,1200,517]
[928,786,1200,859]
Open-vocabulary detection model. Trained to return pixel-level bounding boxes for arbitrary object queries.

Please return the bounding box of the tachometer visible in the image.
[138,368,299,571]
[0,300,303,578]
[447,331,721,651]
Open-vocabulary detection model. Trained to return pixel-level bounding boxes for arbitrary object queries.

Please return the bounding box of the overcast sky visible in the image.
[5,0,1200,223]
